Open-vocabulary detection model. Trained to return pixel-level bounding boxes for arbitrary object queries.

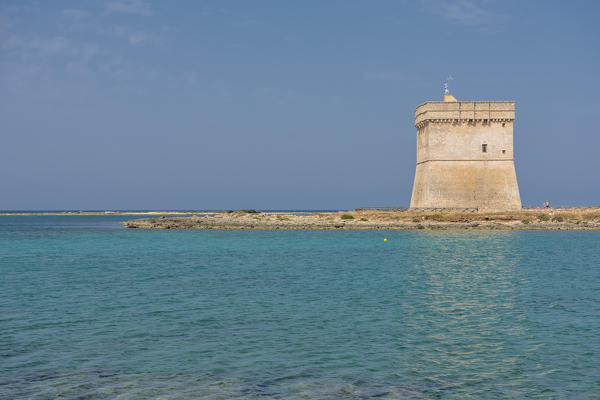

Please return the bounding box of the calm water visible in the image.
[1,216,599,399]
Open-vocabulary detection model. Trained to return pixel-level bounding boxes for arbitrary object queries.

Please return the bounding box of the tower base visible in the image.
[410,160,521,210]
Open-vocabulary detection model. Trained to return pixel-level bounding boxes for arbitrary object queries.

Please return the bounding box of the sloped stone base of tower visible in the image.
[410,160,521,210]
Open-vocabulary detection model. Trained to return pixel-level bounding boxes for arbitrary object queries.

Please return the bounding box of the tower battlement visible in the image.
[415,101,514,127]
[410,97,521,210]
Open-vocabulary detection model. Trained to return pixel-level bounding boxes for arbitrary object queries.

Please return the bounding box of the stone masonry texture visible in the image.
[410,100,522,210]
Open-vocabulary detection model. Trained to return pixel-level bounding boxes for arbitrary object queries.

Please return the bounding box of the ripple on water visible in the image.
[1,369,447,399]
[1,220,600,398]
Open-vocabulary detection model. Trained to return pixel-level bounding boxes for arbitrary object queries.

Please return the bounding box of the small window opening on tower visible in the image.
[502,149,506,154]
[502,122,506,127]
[482,144,487,153]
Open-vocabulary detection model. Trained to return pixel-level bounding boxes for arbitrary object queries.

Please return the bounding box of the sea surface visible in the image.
[1,216,599,399]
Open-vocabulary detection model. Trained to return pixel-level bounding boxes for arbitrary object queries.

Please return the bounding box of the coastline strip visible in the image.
[122,209,600,231]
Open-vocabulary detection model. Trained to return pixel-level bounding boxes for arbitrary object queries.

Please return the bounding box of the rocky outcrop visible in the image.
[122,210,600,230]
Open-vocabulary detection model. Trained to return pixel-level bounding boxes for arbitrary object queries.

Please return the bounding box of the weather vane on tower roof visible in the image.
[444,76,453,95]
[442,76,457,102]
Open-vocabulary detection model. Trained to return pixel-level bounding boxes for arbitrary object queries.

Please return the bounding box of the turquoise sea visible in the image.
[1,216,599,399]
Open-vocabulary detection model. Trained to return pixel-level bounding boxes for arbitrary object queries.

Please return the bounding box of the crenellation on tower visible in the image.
[410,95,521,210]
[415,101,515,127]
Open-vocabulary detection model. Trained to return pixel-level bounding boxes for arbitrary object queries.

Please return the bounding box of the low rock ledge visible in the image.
[122,209,600,230]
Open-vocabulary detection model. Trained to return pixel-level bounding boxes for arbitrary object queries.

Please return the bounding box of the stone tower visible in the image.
[409,92,521,210]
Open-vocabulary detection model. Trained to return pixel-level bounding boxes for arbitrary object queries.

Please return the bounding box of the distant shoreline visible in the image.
[120,208,600,231]
[0,210,331,216]
[0,211,202,216]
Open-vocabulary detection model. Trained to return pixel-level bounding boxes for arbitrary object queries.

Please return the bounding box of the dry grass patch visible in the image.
[582,211,600,221]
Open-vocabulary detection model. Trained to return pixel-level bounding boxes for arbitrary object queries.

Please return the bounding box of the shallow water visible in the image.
[1,216,599,398]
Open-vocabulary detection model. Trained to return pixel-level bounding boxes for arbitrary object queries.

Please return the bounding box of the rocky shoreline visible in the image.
[122,209,600,230]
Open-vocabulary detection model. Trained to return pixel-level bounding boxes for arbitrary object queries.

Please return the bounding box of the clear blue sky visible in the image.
[1,0,599,210]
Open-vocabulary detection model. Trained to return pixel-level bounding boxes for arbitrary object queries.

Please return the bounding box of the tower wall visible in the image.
[410,101,521,210]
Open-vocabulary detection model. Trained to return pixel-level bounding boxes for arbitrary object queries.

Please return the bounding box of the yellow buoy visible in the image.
[384,238,387,242]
